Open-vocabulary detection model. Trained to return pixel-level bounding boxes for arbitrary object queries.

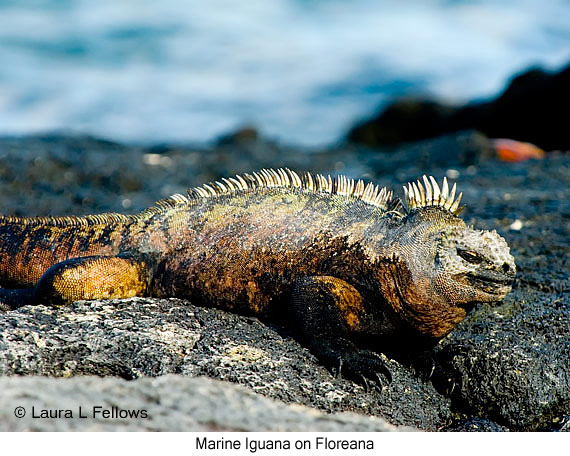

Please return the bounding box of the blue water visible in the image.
[0,0,568,146]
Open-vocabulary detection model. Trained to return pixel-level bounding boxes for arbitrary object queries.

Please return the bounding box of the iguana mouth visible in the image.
[466,270,514,293]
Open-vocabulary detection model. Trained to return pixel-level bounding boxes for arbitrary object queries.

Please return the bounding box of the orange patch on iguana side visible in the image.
[50,257,149,303]
[318,276,365,331]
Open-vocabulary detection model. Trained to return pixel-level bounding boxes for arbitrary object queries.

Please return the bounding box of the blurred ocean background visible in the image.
[0,0,568,146]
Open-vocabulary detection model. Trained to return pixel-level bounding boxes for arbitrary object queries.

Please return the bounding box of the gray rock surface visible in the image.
[0,375,402,431]
[0,132,568,431]
[0,299,450,430]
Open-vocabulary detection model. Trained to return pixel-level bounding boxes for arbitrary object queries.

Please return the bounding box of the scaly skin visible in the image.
[0,169,516,384]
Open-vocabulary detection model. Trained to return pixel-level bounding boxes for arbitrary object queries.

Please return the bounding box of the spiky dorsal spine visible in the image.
[403,175,463,215]
[187,168,397,212]
[0,169,410,227]
[0,213,133,227]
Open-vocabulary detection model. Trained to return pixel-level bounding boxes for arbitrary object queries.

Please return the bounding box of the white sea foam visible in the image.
[0,0,567,146]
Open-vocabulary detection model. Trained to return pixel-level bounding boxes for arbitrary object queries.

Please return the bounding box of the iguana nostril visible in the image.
[502,263,511,273]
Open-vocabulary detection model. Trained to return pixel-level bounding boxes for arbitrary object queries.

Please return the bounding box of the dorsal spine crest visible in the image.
[403,175,463,215]
[0,213,133,228]
[1,170,469,228]
[187,168,397,212]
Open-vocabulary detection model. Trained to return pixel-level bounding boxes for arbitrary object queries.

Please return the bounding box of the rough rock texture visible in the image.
[442,417,509,432]
[431,171,570,430]
[0,375,403,431]
[0,299,450,430]
[0,132,568,431]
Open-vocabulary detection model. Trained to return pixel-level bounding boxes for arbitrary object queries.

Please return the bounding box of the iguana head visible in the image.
[379,176,516,339]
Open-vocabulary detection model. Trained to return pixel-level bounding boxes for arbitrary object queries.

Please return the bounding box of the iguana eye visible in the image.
[457,249,483,264]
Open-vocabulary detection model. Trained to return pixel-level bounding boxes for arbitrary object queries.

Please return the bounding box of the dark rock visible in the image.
[432,289,570,431]
[555,415,570,432]
[347,99,457,146]
[386,130,496,168]
[347,63,570,151]
[443,417,509,432]
[217,125,260,145]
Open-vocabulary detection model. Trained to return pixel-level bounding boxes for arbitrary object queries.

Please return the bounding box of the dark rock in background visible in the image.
[0,132,568,431]
[216,125,260,146]
[347,63,570,151]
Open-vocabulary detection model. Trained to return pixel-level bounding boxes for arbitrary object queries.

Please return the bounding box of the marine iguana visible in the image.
[0,169,515,383]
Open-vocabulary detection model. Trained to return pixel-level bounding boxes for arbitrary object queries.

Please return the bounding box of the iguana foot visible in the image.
[333,348,392,391]
[291,275,392,389]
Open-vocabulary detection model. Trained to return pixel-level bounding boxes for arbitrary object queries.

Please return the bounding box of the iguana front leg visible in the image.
[0,255,151,310]
[291,275,392,387]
